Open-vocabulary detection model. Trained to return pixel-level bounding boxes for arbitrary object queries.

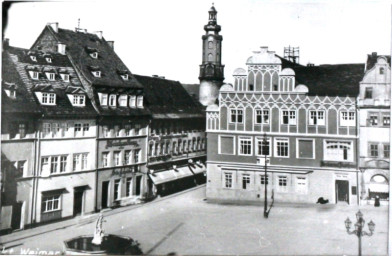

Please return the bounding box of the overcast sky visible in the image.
[3,0,391,84]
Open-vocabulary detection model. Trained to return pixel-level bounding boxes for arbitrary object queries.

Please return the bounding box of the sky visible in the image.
[3,0,391,84]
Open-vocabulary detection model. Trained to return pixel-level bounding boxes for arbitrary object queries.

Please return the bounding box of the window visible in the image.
[365,88,373,99]
[30,56,37,62]
[115,125,120,137]
[92,71,101,77]
[224,173,233,188]
[277,176,288,192]
[383,115,390,126]
[60,156,67,173]
[119,95,127,106]
[43,123,51,136]
[260,175,269,185]
[114,179,121,200]
[129,96,136,107]
[134,149,140,163]
[41,93,56,105]
[19,123,26,138]
[41,195,61,213]
[103,126,110,137]
[380,67,384,75]
[282,110,296,125]
[340,111,355,126]
[262,110,269,124]
[242,174,251,189]
[51,123,60,137]
[15,161,26,178]
[60,74,70,82]
[275,138,289,157]
[239,137,252,155]
[309,111,325,125]
[208,41,213,49]
[295,177,307,194]
[50,156,59,174]
[41,157,49,175]
[90,52,98,59]
[73,154,80,171]
[72,95,85,106]
[81,153,88,170]
[208,53,213,62]
[297,139,314,159]
[256,137,270,156]
[114,151,121,166]
[125,125,132,136]
[124,150,132,164]
[137,96,143,108]
[249,84,254,91]
[230,109,243,123]
[102,152,109,167]
[134,125,141,136]
[100,93,108,106]
[121,74,129,81]
[74,123,82,136]
[370,144,379,157]
[384,144,390,158]
[47,73,56,81]
[255,109,262,124]
[369,115,378,126]
[109,95,116,107]
[324,141,353,161]
[30,71,39,80]
[83,123,89,135]
[126,178,132,197]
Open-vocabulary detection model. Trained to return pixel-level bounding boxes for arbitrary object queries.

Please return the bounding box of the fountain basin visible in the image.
[63,234,142,255]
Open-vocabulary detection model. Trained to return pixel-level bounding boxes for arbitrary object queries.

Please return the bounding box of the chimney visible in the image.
[57,42,66,55]
[107,41,114,50]
[3,38,9,49]
[260,46,268,54]
[47,22,59,33]
[94,31,103,39]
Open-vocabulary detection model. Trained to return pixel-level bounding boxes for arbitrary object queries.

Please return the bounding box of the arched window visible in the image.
[208,41,213,49]
[369,174,389,200]
[208,53,213,62]
[380,67,385,75]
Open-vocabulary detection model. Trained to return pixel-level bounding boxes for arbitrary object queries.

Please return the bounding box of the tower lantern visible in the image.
[199,4,225,106]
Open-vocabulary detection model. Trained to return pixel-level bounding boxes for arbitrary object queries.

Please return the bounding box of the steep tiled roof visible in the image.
[182,83,200,103]
[38,26,142,89]
[134,75,204,119]
[3,46,97,117]
[291,64,365,97]
[366,53,391,71]
[2,48,40,114]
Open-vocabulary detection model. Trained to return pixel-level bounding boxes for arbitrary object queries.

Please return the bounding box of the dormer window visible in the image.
[109,94,117,107]
[129,95,136,108]
[121,74,129,81]
[119,95,127,107]
[90,52,98,59]
[60,73,70,82]
[46,57,52,63]
[38,92,56,105]
[30,56,37,62]
[72,95,85,106]
[4,89,16,99]
[99,93,108,106]
[46,72,56,81]
[137,96,143,108]
[29,71,39,80]
[92,71,101,77]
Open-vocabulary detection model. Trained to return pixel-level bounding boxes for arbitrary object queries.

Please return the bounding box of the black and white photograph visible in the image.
[0,0,390,255]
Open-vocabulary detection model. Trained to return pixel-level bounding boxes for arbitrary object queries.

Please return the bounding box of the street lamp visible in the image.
[345,210,375,256]
[262,133,269,218]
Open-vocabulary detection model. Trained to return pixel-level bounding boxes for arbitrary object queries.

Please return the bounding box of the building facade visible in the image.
[135,75,206,197]
[206,47,365,205]
[358,53,390,204]
[199,5,225,106]
[31,24,151,210]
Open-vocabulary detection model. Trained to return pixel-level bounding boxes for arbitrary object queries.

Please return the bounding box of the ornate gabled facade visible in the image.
[358,53,390,204]
[199,4,225,106]
[206,47,364,205]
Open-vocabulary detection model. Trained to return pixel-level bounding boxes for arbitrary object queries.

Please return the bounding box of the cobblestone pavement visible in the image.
[0,185,388,255]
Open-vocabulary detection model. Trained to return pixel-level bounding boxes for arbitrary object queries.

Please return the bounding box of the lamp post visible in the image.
[344,210,375,256]
[262,133,269,218]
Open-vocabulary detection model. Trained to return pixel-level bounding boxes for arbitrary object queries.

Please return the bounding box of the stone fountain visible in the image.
[63,213,143,255]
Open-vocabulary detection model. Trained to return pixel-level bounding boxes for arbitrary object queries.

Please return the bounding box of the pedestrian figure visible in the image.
[374,195,380,207]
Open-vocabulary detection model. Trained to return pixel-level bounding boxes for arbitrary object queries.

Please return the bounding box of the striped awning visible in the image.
[189,163,206,175]
[369,183,389,193]
[149,166,194,185]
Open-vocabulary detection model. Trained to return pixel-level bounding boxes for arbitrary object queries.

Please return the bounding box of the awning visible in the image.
[189,164,206,175]
[41,188,67,195]
[173,166,194,179]
[369,183,389,193]
[149,170,177,185]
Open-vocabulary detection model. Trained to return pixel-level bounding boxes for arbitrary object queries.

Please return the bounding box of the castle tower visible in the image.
[199,4,225,106]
